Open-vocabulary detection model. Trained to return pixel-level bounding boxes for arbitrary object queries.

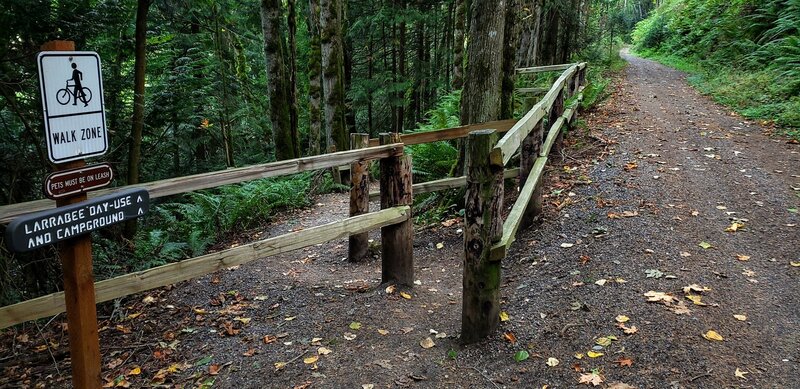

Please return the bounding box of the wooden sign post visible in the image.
[41,40,102,389]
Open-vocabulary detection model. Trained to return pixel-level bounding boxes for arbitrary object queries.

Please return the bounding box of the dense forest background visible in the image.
[5,0,772,305]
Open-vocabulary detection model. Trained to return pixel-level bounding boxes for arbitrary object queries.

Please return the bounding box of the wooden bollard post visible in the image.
[348,133,370,261]
[461,129,504,344]
[521,120,545,226]
[42,40,102,389]
[379,133,413,286]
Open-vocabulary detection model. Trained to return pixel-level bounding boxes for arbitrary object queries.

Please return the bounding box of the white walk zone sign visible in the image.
[5,188,149,253]
[38,51,108,163]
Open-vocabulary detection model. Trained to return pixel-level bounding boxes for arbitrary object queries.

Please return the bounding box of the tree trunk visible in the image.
[396,0,406,133]
[459,0,506,126]
[501,0,519,120]
[124,0,150,239]
[288,0,301,157]
[307,0,323,155]
[451,0,466,90]
[261,0,300,161]
[320,0,348,153]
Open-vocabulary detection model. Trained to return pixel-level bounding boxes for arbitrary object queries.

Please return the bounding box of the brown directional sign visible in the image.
[43,163,113,199]
[5,188,149,252]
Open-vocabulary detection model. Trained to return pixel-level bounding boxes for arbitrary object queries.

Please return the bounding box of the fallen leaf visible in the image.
[699,241,713,249]
[733,314,747,321]
[644,291,674,303]
[790,261,800,267]
[420,337,435,349]
[735,368,748,380]
[514,350,529,362]
[503,332,517,344]
[303,355,319,364]
[343,332,357,341]
[349,322,362,330]
[208,364,221,375]
[686,295,707,306]
[362,385,374,389]
[587,351,603,358]
[436,242,444,249]
[702,330,724,341]
[682,284,710,294]
[195,355,213,366]
[595,337,613,347]
[725,222,745,232]
[615,315,629,323]
[736,254,750,261]
[595,279,607,286]
[622,325,638,334]
[578,371,604,386]
[546,357,559,367]
[645,269,663,278]
[243,348,256,357]
[274,362,287,370]
[385,285,396,294]
[400,292,412,300]
[377,329,389,335]
[615,357,633,367]
[263,335,277,344]
[106,358,124,370]
[561,243,575,248]
[499,311,510,322]
[129,367,141,375]
[574,353,584,359]
[680,251,692,257]
[318,347,332,355]
[233,317,251,325]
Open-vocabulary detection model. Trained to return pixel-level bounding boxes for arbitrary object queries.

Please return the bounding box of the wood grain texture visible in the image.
[379,133,414,286]
[516,63,575,74]
[0,144,403,224]
[348,134,371,262]
[366,119,516,147]
[0,206,411,329]
[520,120,544,227]
[461,130,504,344]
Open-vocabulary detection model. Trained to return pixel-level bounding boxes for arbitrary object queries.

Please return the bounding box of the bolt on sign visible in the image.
[5,188,149,252]
[37,51,108,163]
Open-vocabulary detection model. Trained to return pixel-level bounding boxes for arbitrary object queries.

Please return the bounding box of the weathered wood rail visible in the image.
[1,62,587,343]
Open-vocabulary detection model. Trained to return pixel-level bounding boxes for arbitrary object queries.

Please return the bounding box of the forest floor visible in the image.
[2,50,800,389]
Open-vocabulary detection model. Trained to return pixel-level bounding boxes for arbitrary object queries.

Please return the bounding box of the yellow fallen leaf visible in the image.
[733,314,747,321]
[596,337,613,347]
[587,351,604,358]
[126,312,142,320]
[735,254,750,261]
[400,292,412,300]
[234,317,251,325]
[318,347,332,355]
[574,353,584,359]
[304,355,319,364]
[419,337,435,349]
[791,261,800,267]
[686,295,707,306]
[546,357,559,367]
[725,222,745,232]
[436,242,444,249]
[129,366,141,375]
[377,329,389,335]
[735,368,748,380]
[499,311,510,322]
[615,315,629,323]
[623,325,638,334]
[274,362,287,370]
[595,279,607,286]
[702,330,723,341]
[166,363,180,373]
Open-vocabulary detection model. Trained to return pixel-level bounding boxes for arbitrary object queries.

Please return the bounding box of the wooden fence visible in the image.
[0,62,586,341]
[461,62,587,343]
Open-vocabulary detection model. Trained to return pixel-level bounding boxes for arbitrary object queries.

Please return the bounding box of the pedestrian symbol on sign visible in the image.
[56,62,93,107]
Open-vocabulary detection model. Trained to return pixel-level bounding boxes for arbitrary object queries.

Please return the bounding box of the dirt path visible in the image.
[2,51,799,388]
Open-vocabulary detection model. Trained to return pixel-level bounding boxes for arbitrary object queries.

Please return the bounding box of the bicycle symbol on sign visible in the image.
[56,63,92,106]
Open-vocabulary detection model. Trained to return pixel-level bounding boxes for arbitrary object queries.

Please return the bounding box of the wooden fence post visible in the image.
[379,133,413,286]
[551,89,566,154]
[521,120,544,226]
[348,133,370,261]
[461,129,504,344]
[41,40,102,389]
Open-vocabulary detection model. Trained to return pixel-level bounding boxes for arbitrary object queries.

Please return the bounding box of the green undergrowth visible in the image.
[0,171,339,306]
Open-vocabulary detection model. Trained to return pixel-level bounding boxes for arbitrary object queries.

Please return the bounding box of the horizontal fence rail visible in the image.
[0,144,404,224]
[0,206,411,329]
[367,119,517,147]
[516,63,577,74]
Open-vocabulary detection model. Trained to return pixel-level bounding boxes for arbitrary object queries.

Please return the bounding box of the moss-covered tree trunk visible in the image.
[320,0,348,153]
[307,0,323,155]
[459,0,505,125]
[451,0,466,90]
[501,0,519,120]
[261,0,300,161]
